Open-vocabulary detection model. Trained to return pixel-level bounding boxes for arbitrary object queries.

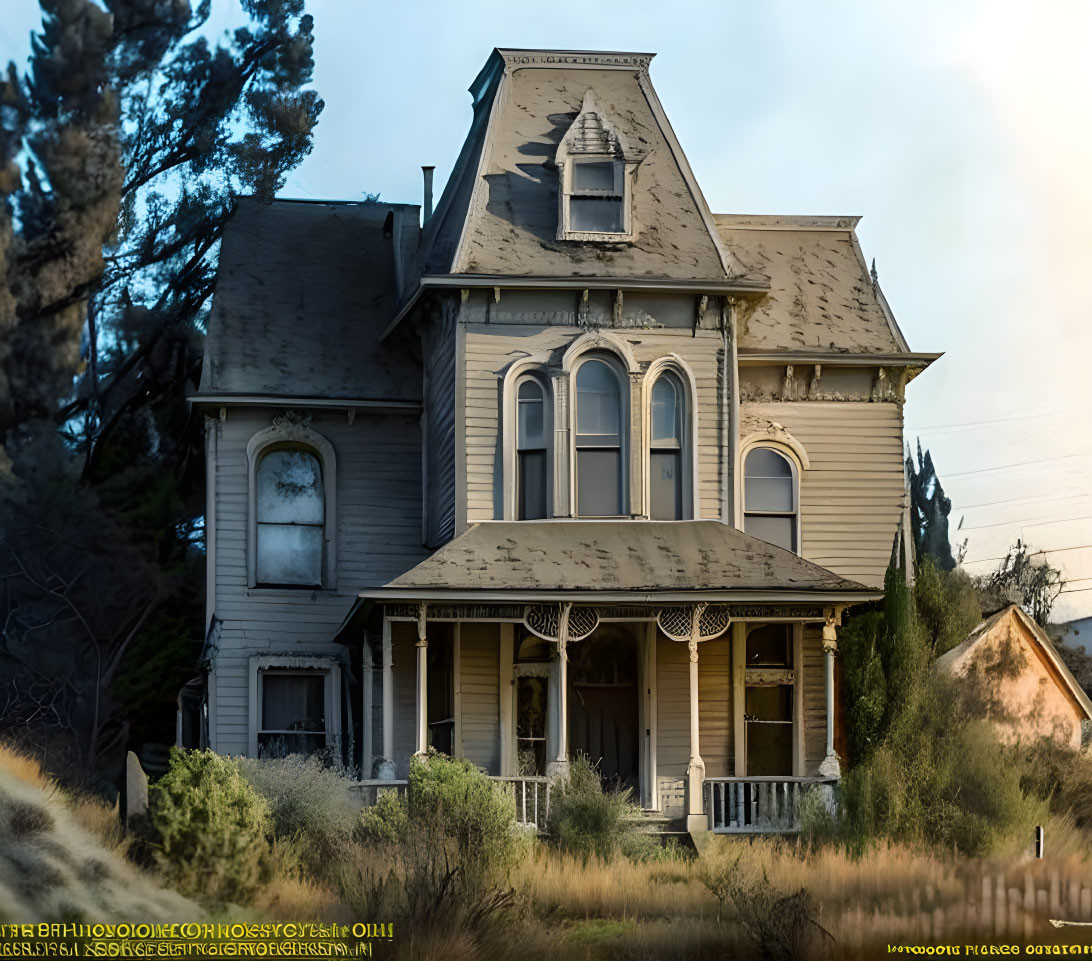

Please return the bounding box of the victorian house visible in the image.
[190,49,937,833]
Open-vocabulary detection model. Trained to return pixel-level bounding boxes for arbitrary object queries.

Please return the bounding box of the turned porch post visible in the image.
[415,603,428,756]
[546,602,573,778]
[686,603,708,830]
[819,608,841,778]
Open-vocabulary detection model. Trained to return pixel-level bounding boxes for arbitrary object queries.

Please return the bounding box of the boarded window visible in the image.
[743,447,797,552]
[517,378,548,520]
[575,359,624,516]
[650,374,684,520]
[258,671,326,758]
[256,449,324,585]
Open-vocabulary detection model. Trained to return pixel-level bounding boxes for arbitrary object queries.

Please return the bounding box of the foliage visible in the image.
[546,754,643,862]
[913,555,982,657]
[149,748,272,904]
[976,540,1065,626]
[1016,739,1092,831]
[906,440,957,570]
[1054,641,1092,700]
[355,789,409,846]
[234,754,359,874]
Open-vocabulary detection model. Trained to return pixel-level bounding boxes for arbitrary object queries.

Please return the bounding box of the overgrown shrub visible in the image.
[235,754,359,873]
[546,754,642,862]
[1017,739,1092,831]
[914,556,982,657]
[150,748,272,904]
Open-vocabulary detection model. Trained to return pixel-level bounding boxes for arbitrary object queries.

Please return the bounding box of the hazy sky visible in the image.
[5,2,1090,619]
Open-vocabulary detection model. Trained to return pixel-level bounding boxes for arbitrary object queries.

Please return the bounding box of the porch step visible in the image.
[632,810,685,835]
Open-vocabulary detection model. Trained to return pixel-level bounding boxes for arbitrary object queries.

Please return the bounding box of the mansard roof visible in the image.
[369,520,875,600]
[198,199,421,404]
[715,214,911,354]
[417,49,745,283]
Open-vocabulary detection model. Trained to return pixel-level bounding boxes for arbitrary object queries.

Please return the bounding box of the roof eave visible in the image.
[360,587,881,605]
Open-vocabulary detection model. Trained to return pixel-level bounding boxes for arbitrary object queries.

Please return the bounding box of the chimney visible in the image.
[422,166,435,224]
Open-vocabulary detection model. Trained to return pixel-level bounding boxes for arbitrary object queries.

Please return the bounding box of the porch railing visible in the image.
[350,779,408,808]
[704,777,836,834]
[493,776,551,830]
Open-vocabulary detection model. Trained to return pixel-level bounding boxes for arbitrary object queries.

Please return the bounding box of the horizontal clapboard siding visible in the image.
[425,303,457,546]
[459,623,500,774]
[463,318,727,523]
[744,401,905,589]
[803,625,827,776]
[698,636,733,778]
[209,407,427,756]
[656,634,690,777]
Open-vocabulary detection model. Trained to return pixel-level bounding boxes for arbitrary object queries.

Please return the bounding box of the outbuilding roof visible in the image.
[369,520,874,599]
[198,198,422,404]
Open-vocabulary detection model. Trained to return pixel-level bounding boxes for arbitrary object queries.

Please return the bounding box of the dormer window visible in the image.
[556,91,638,242]
[569,159,624,233]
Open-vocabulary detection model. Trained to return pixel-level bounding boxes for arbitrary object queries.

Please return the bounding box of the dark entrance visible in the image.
[568,628,639,790]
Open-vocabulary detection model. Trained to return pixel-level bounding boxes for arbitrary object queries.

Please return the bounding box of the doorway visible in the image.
[568,627,640,791]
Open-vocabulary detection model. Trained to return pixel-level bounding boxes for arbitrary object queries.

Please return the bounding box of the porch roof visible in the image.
[364,520,877,601]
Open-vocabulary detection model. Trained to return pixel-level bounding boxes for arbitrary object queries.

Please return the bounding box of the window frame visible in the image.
[557,155,636,242]
[515,375,551,520]
[571,353,629,518]
[741,445,801,554]
[645,367,695,520]
[246,422,337,590]
[248,655,341,759]
[503,366,554,521]
[254,447,325,587]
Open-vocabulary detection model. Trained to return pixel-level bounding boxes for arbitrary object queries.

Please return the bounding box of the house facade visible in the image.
[191,49,937,832]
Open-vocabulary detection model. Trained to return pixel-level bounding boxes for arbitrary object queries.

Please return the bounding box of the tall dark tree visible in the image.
[0,0,322,786]
[906,439,956,571]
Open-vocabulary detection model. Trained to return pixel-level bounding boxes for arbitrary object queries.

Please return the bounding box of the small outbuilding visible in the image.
[936,605,1092,751]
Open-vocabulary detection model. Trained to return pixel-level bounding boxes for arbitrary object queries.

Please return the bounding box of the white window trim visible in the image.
[734,623,804,777]
[247,422,337,589]
[570,352,631,518]
[738,438,804,555]
[248,655,342,759]
[643,357,700,520]
[501,363,554,521]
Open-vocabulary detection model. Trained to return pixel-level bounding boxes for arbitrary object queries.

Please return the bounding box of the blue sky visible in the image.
[5,1,1090,618]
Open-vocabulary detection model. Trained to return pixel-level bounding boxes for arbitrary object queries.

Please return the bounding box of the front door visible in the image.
[568,627,640,791]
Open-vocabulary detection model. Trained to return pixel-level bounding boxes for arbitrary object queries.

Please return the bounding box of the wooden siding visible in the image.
[424,301,457,546]
[655,634,689,777]
[462,309,726,524]
[743,400,906,589]
[459,623,501,774]
[802,625,827,776]
[392,623,417,777]
[208,407,427,756]
[698,637,733,777]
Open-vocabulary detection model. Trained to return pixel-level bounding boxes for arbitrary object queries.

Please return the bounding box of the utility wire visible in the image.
[906,411,1063,434]
[944,453,1090,479]
[958,513,1092,533]
[954,492,1088,512]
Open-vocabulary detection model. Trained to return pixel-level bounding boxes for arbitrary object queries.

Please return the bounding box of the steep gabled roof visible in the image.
[715,214,910,354]
[199,199,421,403]
[368,520,875,599]
[418,49,744,283]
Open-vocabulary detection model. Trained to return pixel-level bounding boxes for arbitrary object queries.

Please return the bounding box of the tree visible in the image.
[976,540,1065,627]
[906,439,957,570]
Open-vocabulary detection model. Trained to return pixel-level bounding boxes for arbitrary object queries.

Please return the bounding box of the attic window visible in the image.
[556,90,638,242]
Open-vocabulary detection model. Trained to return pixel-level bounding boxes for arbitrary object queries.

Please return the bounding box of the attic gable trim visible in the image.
[1010,606,1092,721]
[189,393,422,412]
[713,214,864,232]
[496,49,656,72]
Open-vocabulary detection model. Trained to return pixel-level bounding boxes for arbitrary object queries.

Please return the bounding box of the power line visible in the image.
[963,544,1092,565]
[954,492,1089,512]
[958,513,1092,533]
[906,411,1063,434]
[944,453,1091,479]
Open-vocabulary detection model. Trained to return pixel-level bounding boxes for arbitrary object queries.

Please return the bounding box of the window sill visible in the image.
[556,230,636,244]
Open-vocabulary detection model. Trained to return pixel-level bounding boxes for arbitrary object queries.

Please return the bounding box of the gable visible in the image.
[432,51,735,282]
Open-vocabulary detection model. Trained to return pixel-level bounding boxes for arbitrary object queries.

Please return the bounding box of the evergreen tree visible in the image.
[906,439,957,570]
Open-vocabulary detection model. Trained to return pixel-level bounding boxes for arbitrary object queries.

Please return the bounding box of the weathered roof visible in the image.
[373,520,873,598]
[420,49,741,283]
[714,214,910,354]
[199,199,422,403]
[936,605,1092,720]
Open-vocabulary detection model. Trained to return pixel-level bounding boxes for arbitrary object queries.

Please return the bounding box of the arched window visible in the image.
[575,357,625,516]
[256,448,325,585]
[650,372,685,520]
[743,447,798,552]
[516,377,549,520]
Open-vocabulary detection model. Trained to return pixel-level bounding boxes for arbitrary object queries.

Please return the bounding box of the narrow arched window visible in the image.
[517,378,548,520]
[743,448,797,552]
[575,358,624,516]
[256,448,324,585]
[650,373,685,520]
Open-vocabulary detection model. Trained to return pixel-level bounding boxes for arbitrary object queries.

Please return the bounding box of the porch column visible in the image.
[686,604,707,832]
[546,602,572,777]
[381,615,393,770]
[818,609,841,778]
[415,603,428,756]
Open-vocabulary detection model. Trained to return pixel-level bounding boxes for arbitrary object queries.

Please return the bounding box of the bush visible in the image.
[546,755,641,862]
[1017,739,1092,831]
[914,557,982,658]
[234,754,359,873]
[356,789,409,846]
[149,748,272,904]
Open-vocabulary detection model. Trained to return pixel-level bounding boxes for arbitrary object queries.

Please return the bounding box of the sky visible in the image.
[4,1,1091,620]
